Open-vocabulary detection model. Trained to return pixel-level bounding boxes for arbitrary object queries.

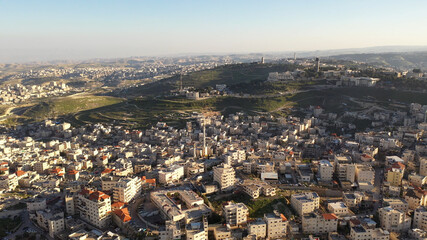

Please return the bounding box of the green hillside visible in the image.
[23,95,124,120]
[119,63,299,97]
[71,95,294,128]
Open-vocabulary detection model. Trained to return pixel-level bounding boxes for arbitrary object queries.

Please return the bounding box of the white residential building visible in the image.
[264,212,288,239]
[223,202,249,227]
[382,198,409,213]
[319,160,333,182]
[76,189,112,229]
[35,210,65,238]
[158,165,184,185]
[113,176,142,203]
[302,211,338,234]
[248,220,266,239]
[350,225,390,240]
[421,158,427,176]
[34,161,49,174]
[160,221,182,240]
[413,206,427,231]
[327,202,349,216]
[378,207,411,233]
[213,163,236,191]
[356,164,375,184]
[291,192,320,216]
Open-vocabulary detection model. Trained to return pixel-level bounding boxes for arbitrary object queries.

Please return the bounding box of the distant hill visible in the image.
[117,63,299,97]
[329,51,427,70]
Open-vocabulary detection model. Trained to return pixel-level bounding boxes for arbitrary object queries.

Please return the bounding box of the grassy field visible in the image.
[210,193,294,219]
[70,95,294,128]
[23,94,124,120]
[64,86,427,128]
[8,85,427,129]
[121,63,299,97]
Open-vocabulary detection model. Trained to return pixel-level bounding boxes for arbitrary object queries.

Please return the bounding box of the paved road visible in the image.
[128,197,147,229]
[372,167,383,212]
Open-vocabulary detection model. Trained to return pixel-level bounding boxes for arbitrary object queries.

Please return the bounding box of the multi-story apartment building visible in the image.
[159,221,182,240]
[0,174,18,191]
[349,225,390,240]
[35,210,65,238]
[185,217,208,240]
[76,189,112,229]
[356,164,375,184]
[343,192,364,208]
[378,207,411,232]
[27,197,47,212]
[223,202,248,227]
[241,180,276,199]
[382,198,409,213]
[34,161,49,174]
[334,155,356,183]
[151,190,210,223]
[264,212,288,239]
[413,206,427,230]
[291,192,320,216]
[319,160,333,182]
[420,158,427,176]
[302,211,338,234]
[158,165,184,185]
[213,163,236,191]
[386,162,405,187]
[409,174,427,187]
[327,202,349,216]
[405,188,427,210]
[248,219,266,239]
[113,177,142,203]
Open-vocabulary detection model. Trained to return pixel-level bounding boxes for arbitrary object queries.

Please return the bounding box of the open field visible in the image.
[119,63,300,97]
[22,94,124,121]
[69,95,295,128]
[5,85,427,129]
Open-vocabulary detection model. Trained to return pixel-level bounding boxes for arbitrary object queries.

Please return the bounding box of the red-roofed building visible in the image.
[322,213,338,220]
[111,201,126,211]
[0,167,9,175]
[101,168,114,176]
[97,155,110,166]
[67,170,80,181]
[15,170,27,178]
[77,189,111,229]
[112,208,132,226]
[50,168,64,176]
[302,211,338,234]
[142,176,156,188]
[89,191,110,201]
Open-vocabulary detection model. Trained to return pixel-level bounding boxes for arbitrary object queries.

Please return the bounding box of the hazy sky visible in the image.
[1,0,427,62]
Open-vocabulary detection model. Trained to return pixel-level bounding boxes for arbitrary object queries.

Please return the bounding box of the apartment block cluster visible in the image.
[2,56,233,87]
[2,97,427,239]
[0,81,71,104]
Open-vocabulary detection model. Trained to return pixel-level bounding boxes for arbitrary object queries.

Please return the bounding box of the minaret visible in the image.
[179,73,183,91]
[294,52,296,61]
[193,143,197,159]
[203,118,207,157]
[315,57,320,72]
